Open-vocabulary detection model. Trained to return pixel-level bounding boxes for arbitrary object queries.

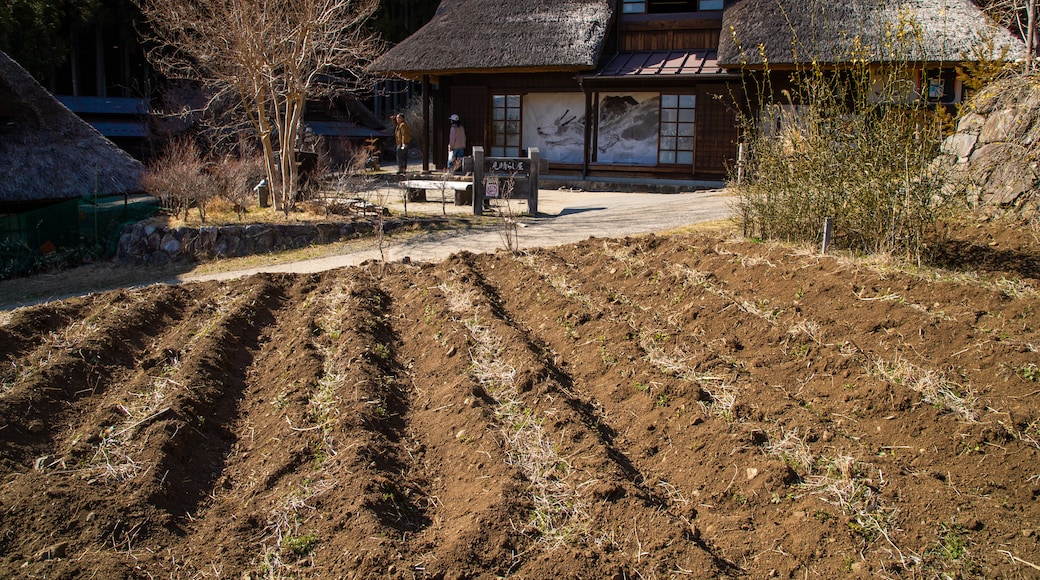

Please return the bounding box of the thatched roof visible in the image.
[0,51,143,203]
[369,0,615,78]
[718,0,1026,67]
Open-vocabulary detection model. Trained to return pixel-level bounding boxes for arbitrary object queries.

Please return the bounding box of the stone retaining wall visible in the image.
[116,219,396,265]
[938,74,1040,217]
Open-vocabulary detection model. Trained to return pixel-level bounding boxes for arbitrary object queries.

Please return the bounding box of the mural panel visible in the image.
[522,93,585,164]
[597,93,660,165]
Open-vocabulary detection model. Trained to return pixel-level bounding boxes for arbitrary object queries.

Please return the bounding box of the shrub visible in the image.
[731,7,951,260]
[141,139,221,223]
[210,151,266,220]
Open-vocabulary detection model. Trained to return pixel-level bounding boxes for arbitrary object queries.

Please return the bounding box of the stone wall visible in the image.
[938,74,1040,217]
[116,219,397,265]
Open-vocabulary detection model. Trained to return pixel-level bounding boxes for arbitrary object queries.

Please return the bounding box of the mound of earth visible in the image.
[1,223,1038,579]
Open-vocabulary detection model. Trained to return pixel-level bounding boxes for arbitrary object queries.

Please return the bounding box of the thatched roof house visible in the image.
[368,0,614,78]
[0,50,143,205]
[368,0,1025,182]
[718,0,1026,67]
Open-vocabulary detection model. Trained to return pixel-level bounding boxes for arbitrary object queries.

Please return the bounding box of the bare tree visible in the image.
[141,138,220,223]
[137,0,383,215]
[976,0,1038,70]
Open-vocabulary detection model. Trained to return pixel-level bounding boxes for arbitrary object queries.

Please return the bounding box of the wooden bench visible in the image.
[400,179,474,206]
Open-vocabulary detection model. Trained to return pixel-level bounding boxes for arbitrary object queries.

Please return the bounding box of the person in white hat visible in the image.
[448,113,467,174]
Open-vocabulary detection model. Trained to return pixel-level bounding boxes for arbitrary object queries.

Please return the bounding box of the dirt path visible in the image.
[178,188,734,282]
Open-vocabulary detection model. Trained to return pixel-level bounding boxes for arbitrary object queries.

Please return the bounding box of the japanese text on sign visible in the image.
[485,159,529,175]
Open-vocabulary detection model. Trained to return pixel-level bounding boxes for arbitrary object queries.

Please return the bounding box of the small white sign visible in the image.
[486,183,500,198]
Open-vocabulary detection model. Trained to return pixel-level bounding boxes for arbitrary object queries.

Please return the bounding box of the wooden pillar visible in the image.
[581,83,593,178]
[422,75,431,173]
[528,147,540,215]
[473,146,485,216]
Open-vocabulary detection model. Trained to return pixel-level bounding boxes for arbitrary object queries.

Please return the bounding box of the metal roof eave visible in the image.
[580,50,741,84]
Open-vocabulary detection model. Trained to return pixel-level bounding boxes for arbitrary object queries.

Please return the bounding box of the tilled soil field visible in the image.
[1,224,1039,579]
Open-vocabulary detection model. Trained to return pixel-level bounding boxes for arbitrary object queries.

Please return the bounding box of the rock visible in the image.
[941,132,977,159]
[980,108,1029,144]
[957,111,986,135]
[36,541,68,560]
[984,160,1036,206]
[160,233,181,255]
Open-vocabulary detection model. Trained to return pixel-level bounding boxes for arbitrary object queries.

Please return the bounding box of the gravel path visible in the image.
[180,187,734,282]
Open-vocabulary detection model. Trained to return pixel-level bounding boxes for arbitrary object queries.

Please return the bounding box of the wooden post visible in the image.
[422,75,431,174]
[1027,0,1037,72]
[822,217,833,254]
[473,146,485,216]
[737,142,746,184]
[528,147,540,215]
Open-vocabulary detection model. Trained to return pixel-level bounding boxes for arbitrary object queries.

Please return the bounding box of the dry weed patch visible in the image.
[463,316,591,547]
[256,479,335,575]
[517,254,600,313]
[799,455,911,566]
[637,328,738,420]
[872,355,978,422]
[766,429,911,568]
[765,427,815,474]
[438,272,593,548]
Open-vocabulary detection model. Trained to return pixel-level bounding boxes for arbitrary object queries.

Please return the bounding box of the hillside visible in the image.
[1,222,1038,579]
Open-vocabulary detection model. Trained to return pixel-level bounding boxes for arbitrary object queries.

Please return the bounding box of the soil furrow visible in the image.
[440,253,738,578]
[0,285,191,472]
[1,226,1037,579]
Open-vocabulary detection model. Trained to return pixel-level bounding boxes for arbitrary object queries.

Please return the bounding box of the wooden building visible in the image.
[370,0,1025,181]
[369,0,739,180]
[0,50,143,211]
[718,0,1025,107]
[1,49,144,260]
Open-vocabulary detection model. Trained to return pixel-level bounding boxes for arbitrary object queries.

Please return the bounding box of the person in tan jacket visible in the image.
[393,114,411,174]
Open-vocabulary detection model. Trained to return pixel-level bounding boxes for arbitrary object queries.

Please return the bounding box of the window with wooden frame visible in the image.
[490,94,522,157]
[623,0,723,13]
[623,0,646,13]
[922,69,961,104]
[658,94,696,165]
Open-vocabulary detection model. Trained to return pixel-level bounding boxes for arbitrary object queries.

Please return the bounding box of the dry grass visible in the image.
[872,355,978,422]
[765,428,815,474]
[787,319,825,346]
[636,329,738,421]
[763,430,913,566]
[670,263,780,324]
[89,362,179,482]
[516,254,600,314]
[463,315,590,547]
[256,479,335,577]
[306,282,358,461]
[439,269,592,548]
[799,455,914,567]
